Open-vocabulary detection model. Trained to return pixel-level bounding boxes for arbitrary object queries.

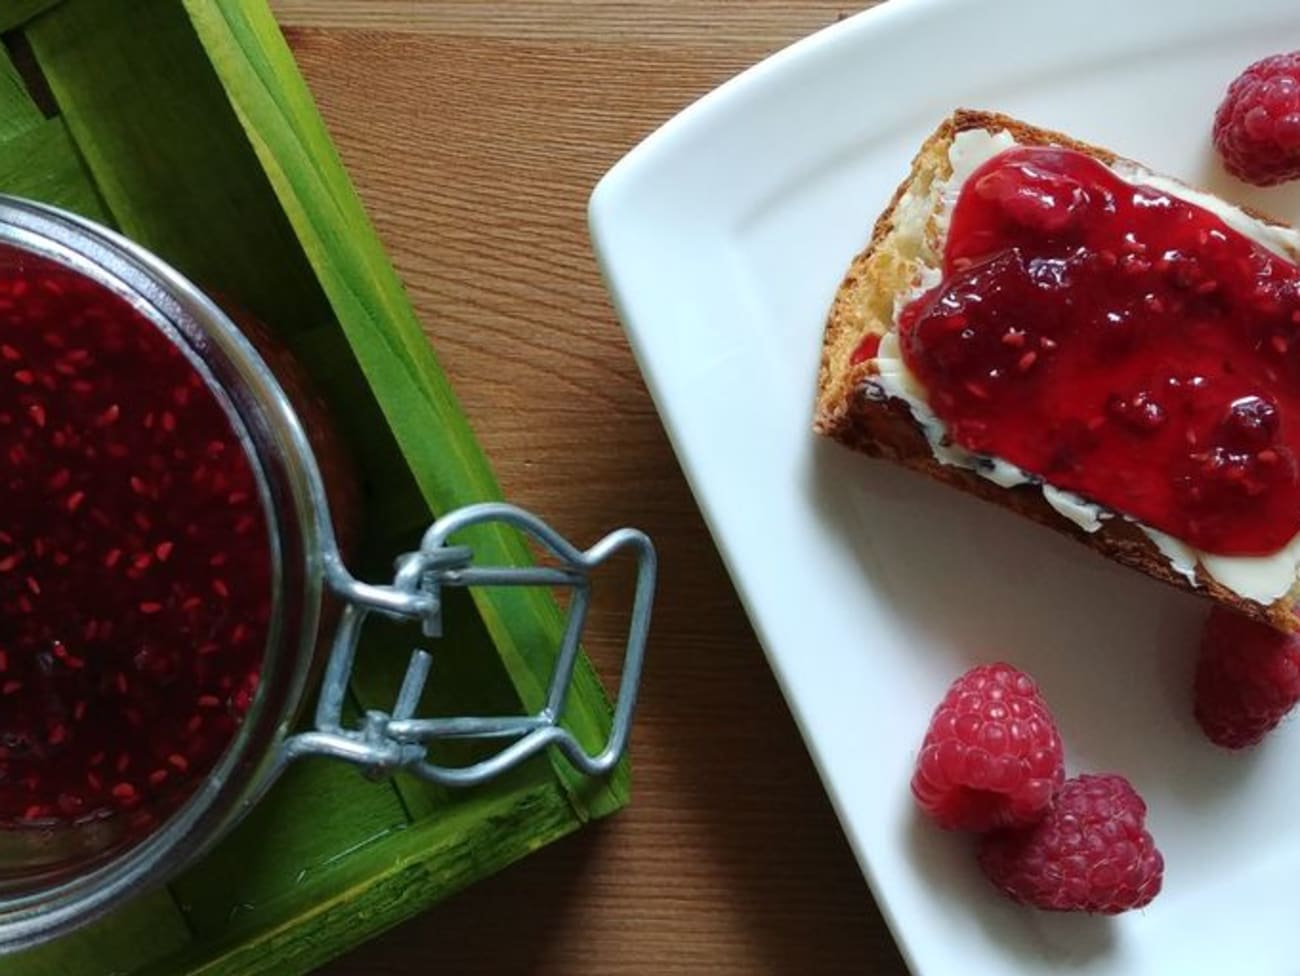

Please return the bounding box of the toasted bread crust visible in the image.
[814,109,1299,631]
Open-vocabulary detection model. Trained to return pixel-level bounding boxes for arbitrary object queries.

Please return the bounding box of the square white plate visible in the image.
[590,2,1300,974]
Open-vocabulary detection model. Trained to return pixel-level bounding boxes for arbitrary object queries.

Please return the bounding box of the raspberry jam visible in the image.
[896,145,1300,556]
[851,332,882,365]
[0,245,271,832]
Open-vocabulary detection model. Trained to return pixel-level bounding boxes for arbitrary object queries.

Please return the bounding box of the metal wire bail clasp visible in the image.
[283,503,655,787]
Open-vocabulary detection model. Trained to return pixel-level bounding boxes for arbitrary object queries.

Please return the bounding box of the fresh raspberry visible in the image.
[1213,51,1300,186]
[911,663,1064,831]
[1194,606,1300,749]
[978,774,1164,914]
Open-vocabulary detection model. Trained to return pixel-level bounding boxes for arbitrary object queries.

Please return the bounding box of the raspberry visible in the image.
[1194,606,1300,749]
[911,663,1064,831]
[1213,51,1300,186]
[978,774,1164,914]
[973,161,1087,234]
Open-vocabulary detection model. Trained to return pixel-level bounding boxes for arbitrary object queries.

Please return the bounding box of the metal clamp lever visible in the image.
[282,503,655,788]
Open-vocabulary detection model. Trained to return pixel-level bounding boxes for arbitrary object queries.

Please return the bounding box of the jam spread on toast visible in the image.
[895,145,1300,556]
[850,332,882,364]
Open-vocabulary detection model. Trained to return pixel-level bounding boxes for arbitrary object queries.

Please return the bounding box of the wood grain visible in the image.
[270,2,854,43]
[270,3,908,973]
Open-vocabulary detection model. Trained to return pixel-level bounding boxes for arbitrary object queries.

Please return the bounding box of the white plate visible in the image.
[590,2,1300,974]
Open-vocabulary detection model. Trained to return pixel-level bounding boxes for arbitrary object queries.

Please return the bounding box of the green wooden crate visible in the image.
[1,1,629,973]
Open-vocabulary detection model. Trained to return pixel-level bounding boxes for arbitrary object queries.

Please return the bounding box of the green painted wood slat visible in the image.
[0,0,65,34]
[184,0,630,819]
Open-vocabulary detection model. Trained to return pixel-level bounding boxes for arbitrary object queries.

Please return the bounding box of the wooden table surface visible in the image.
[268,3,904,973]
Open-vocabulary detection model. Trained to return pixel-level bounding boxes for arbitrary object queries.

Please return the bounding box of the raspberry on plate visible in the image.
[911,663,1064,831]
[1213,51,1300,186]
[1194,606,1300,749]
[978,774,1164,914]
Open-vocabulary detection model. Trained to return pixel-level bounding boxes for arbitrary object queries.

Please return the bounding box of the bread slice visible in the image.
[814,108,1300,631]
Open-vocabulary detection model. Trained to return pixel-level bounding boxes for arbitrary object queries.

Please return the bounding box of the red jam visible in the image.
[895,146,1300,556]
[0,245,271,830]
[851,332,882,364]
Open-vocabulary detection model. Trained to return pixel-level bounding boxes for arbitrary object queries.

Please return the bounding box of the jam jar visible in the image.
[0,195,655,951]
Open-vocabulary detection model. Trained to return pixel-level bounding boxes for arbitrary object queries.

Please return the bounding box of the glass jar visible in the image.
[0,196,654,952]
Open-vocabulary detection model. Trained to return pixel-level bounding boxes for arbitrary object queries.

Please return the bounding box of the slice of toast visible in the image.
[814,108,1300,631]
